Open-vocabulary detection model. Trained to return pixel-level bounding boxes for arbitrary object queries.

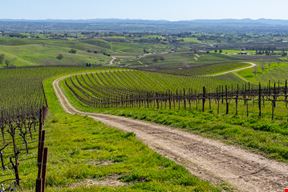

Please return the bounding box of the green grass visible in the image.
[180,37,201,44]
[110,42,170,56]
[0,36,173,67]
[0,44,110,67]
[162,62,250,76]
[223,49,255,55]
[124,52,248,75]
[237,62,288,84]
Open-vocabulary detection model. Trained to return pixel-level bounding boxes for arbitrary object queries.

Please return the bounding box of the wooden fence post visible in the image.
[225,85,229,114]
[41,148,48,192]
[36,178,42,192]
[285,80,288,108]
[183,88,187,110]
[202,87,206,112]
[37,130,45,178]
[235,84,239,115]
[258,83,262,117]
[217,87,220,114]
[272,83,276,120]
[168,90,172,110]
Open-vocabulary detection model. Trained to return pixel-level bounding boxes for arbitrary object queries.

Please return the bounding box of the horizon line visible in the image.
[0,18,288,22]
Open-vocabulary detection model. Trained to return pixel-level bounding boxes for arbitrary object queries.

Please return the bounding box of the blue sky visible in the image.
[1,0,288,20]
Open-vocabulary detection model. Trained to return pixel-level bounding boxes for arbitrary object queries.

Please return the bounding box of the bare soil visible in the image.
[69,175,126,188]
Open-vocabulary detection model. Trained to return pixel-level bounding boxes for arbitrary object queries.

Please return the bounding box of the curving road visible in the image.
[53,72,288,192]
[204,62,257,77]
[109,56,117,65]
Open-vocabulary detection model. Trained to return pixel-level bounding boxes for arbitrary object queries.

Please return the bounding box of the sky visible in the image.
[1,0,288,21]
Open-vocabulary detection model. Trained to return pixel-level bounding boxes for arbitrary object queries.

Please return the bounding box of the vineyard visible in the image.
[0,67,105,191]
[61,69,288,163]
[62,69,288,120]
[0,89,48,191]
[63,69,242,99]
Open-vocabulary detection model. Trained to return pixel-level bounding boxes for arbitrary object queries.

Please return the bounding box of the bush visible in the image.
[56,54,64,60]
[69,49,77,54]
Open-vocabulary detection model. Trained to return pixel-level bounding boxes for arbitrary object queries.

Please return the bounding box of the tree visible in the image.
[69,49,77,54]
[253,66,258,76]
[0,54,5,64]
[56,54,64,60]
[261,64,265,72]
[5,60,10,67]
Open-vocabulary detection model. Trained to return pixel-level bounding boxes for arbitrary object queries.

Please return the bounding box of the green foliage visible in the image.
[69,49,77,54]
[237,62,288,84]
[0,53,5,64]
[56,53,64,60]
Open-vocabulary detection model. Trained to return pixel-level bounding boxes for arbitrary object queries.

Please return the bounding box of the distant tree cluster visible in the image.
[281,49,287,56]
[103,52,111,57]
[255,48,275,55]
[143,49,150,54]
[87,50,98,54]
[85,63,102,67]
[56,54,64,60]
[69,49,77,54]
[214,49,223,53]
[0,53,10,67]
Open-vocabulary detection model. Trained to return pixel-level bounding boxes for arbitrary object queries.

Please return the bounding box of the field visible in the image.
[237,62,288,84]
[1,32,288,192]
[0,37,170,67]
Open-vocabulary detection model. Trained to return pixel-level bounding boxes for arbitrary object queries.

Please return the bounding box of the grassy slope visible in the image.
[0,37,172,67]
[39,75,221,191]
[0,44,110,67]
[237,62,288,84]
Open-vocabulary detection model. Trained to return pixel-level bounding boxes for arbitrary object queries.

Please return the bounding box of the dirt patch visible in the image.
[69,175,126,188]
[87,160,114,166]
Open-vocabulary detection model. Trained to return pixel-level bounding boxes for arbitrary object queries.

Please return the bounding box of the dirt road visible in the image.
[53,75,288,192]
[205,62,256,77]
[109,56,117,65]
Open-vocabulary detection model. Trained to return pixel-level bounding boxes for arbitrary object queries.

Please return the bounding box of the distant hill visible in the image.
[1,19,288,33]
